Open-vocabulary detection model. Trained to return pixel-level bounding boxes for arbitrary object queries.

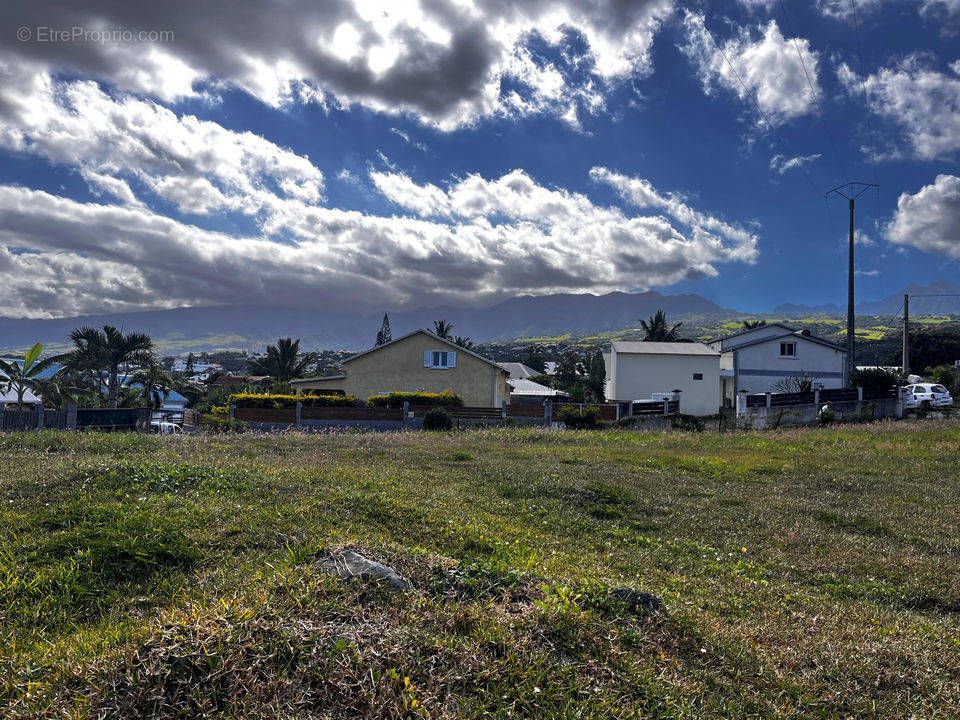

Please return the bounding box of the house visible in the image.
[604,341,721,416]
[497,362,542,380]
[291,329,510,407]
[0,386,43,407]
[706,324,847,404]
[506,378,568,404]
[128,384,188,420]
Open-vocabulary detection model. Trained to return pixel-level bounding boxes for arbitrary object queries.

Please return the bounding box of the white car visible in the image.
[902,384,953,412]
[149,420,183,435]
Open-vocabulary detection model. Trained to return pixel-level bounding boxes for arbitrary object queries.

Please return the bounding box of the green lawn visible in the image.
[2,421,959,718]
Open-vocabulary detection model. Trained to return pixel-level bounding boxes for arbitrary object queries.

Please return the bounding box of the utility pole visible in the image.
[826,182,878,386]
[902,293,909,377]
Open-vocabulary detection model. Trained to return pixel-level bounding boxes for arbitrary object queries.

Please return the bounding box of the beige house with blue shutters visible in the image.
[291,329,510,407]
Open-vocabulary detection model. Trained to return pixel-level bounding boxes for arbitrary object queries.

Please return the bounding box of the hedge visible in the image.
[366,390,464,408]
[229,392,361,409]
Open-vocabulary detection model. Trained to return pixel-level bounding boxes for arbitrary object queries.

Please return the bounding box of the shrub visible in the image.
[199,415,247,433]
[850,367,899,396]
[367,390,464,408]
[557,405,600,429]
[818,406,837,426]
[422,407,453,431]
[229,393,359,409]
[210,405,229,416]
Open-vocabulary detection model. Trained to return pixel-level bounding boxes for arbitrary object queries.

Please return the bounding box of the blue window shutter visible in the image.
[448,351,456,368]
[424,351,432,367]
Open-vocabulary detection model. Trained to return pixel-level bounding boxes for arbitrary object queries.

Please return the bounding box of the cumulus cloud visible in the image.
[0,165,759,317]
[681,15,821,126]
[838,56,960,160]
[886,174,960,259]
[0,65,324,223]
[769,153,821,174]
[0,0,674,129]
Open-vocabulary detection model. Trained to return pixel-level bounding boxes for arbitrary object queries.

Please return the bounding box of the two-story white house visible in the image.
[706,323,847,405]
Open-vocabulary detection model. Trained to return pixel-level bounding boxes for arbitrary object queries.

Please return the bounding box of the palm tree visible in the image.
[67,325,154,408]
[0,343,69,410]
[742,320,767,329]
[129,360,175,409]
[639,310,683,342]
[433,319,454,339]
[453,335,474,349]
[247,337,316,383]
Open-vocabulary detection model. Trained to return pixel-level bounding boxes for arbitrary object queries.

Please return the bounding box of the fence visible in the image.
[0,405,151,431]
[743,386,897,409]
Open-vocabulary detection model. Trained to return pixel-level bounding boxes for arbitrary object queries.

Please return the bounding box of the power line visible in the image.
[849,0,882,189]
[777,0,849,180]
[687,5,822,194]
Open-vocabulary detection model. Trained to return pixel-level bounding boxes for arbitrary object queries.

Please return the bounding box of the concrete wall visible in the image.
[293,331,510,407]
[731,336,846,397]
[607,351,721,416]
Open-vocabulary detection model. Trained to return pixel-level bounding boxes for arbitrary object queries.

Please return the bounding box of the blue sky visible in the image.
[0,0,958,319]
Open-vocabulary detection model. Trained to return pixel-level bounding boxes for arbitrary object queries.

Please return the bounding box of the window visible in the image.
[693,373,703,380]
[779,341,797,357]
[424,350,457,369]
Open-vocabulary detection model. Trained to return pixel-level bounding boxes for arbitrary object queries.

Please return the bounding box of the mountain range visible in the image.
[0,290,729,353]
[2,282,957,354]
[774,281,960,317]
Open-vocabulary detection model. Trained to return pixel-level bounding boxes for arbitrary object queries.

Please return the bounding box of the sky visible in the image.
[0,0,958,320]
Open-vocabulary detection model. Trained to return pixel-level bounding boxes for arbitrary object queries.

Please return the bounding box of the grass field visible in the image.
[2,421,960,718]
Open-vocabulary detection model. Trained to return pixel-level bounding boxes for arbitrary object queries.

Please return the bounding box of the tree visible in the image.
[742,320,767,329]
[0,343,69,410]
[639,310,682,341]
[454,335,474,350]
[433,319,454,339]
[247,337,317,383]
[376,313,393,346]
[554,349,584,391]
[521,345,547,373]
[66,326,154,409]
[770,371,817,394]
[129,359,175,409]
[583,350,607,402]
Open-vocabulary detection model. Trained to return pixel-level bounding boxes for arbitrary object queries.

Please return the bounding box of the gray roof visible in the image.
[703,322,797,345]
[497,362,541,379]
[507,378,567,396]
[724,330,846,353]
[611,341,720,356]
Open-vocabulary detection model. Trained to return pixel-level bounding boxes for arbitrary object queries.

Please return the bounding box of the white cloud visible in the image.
[0,65,324,223]
[815,0,887,20]
[0,166,759,317]
[838,56,960,160]
[0,0,675,129]
[681,15,821,126]
[589,167,759,253]
[886,174,960,259]
[769,153,821,174]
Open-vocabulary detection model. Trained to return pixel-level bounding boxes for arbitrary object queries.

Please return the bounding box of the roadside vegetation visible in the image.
[2,420,960,718]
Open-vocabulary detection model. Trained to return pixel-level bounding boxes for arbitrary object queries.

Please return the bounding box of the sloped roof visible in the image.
[341,329,505,371]
[725,330,846,353]
[703,322,797,345]
[497,362,541,379]
[507,378,567,396]
[611,341,720,356]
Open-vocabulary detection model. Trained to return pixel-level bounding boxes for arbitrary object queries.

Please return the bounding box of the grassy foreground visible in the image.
[1,421,959,718]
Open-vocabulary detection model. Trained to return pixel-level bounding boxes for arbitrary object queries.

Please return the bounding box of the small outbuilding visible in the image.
[604,341,721,416]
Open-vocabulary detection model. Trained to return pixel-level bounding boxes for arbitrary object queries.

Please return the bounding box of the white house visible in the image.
[604,341,722,416]
[706,323,847,404]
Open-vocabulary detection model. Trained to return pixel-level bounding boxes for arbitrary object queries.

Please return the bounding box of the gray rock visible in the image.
[610,587,661,614]
[317,550,412,591]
